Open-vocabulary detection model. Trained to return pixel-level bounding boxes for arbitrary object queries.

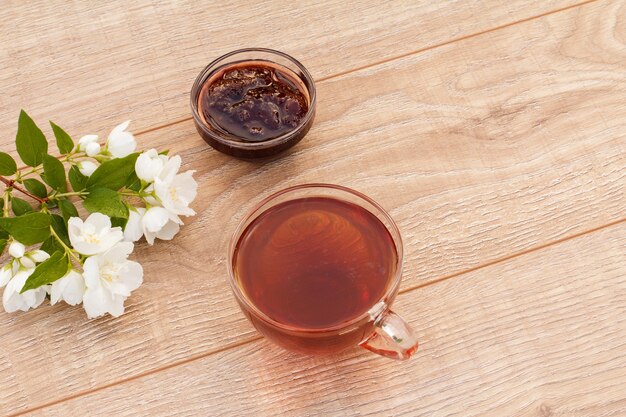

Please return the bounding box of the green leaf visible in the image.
[42,154,67,192]
[50,214,70,246]
[11,197,33,215]
[125,171,140,189]
[68,165,88,191]
[0,212,51,245]
[110,217,129,229]
[86,153,139,190]
[127,177,141,192]
[23,178,48,198]
[58,199,79,223]
[0,239,7,255]
[50,121,74,155]
[16,110,48,167]
[83,187,129,218]
[0,152,17,175]
[0,228,8,240]
[40,236,64,255]
[21,251,69,293]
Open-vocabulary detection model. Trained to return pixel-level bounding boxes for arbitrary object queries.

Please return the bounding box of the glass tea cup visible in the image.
[227,184,418,360]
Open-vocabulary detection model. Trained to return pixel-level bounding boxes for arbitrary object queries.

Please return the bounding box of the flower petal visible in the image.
[102,242,134,263]
[2,269,35,313]
[173,171,198,203]
[99,229,125,253]
[85,142,101,157]
[158,155,181,184]
[31,287,48,309]
[144,230,156,245]
[62,272,86,306]
[110,120,131,135]
[8,241,25,258]
[120,260,143,292]
[78,161,98,176]
[29,250,50,263]
[20,256,35,269]
[83,256,101,288]
[107,121,136,158]
[51,270,85,306]
[124,208,145,242]
[142,207,169,233]
[83,285,112,319]
[78,134,99,150]
[135,149,164,182]
[155,220,180,241]
[85,212,112,230]
[0,264,13,288]
[107,295,126,317]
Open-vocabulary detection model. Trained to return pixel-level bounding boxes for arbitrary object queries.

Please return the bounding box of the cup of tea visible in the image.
[228,184,418,360]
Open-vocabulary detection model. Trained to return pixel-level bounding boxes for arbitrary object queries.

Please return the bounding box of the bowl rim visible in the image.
[190,47,317,150]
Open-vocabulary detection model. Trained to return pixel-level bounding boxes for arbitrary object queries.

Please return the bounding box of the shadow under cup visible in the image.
[227,184,419,360]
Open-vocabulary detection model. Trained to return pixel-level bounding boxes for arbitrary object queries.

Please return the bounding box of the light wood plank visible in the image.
[2,1,626,414]
[32,224,626,416]
[0,0,580,140]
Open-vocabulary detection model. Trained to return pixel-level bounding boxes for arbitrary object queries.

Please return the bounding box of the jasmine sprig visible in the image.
[0,110,197,318]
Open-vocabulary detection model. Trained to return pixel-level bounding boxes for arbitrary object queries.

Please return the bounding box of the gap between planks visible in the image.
[11,216,625,417]
[133,0,598,138]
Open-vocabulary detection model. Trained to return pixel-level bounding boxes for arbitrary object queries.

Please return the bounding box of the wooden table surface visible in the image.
[1,1,625,415]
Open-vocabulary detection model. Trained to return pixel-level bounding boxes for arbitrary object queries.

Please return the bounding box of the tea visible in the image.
[233,197,397,331]
[198,62,310,143]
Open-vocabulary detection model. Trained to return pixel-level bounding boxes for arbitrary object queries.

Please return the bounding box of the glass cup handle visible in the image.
[360,309,419,360]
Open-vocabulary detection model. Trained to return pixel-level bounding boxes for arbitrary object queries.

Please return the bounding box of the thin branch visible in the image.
[15,149,90,173]
[49,225,81,263]
[2,190,9,217]
[50,190,88,199]
[0,176,48,203]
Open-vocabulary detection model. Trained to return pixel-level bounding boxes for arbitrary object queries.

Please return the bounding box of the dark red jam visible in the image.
[198,63,310,143]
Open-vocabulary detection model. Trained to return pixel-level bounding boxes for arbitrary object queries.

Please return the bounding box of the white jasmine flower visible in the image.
[123,207,180,245]
[29,250,50,263]
[152,156,197,217]
[123,208,145,242]
[82,242,143,318]
[78,134,99,152]
[0,263,16,287]
[84,141,101,157]
[154,172,197,217]
[8,241,25,258]
[2,268,48,313]
[107,120,136,158]
[50,270,85,306]
[19,257,35,269]
[135,149,166,182]
[142,207,168,235]
[142,207,180,245]
[155,154,180,183]
[68,213,123,256]
[78,161,98,176]
[6,241,50,270]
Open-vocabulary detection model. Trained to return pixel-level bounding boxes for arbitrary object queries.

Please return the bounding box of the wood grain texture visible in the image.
[2,0,626,415]
[2,1,626,414]
[0,0,580,140]
[31,223,626,417]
